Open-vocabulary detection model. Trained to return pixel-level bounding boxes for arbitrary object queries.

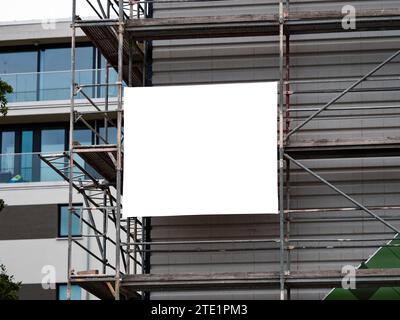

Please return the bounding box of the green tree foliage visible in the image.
[0,264,21,300]
[0,79,13,116]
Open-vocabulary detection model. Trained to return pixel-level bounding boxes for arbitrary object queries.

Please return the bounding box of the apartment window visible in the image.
[0,121,108,183]
[0,130,35,183]
[0,43,104,102]
[20,130,34,182]
[58,204,82,238]
[1,131,15,154]
[40,46,95,100]
[98,56,118,97]
[39,47,71,100]
[41,128,66,151]
[40,128,66,181]
[57,284,82,300]
[1,126,66,183]
[0,50,38,74]
[0,131,15,182]
[74,128,92,147]
[99,126,118,145]
[0,50,39,102]
[40,46,94,72]
[74,128,99,178]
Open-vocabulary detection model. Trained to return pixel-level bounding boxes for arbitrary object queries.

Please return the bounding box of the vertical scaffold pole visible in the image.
[126,218,131,274]
[278,0,286,301]
[128,0,134,88]
[115,0,124,301]
[67,0,77,301]
[284,0,291,301]
[103,62,110,275]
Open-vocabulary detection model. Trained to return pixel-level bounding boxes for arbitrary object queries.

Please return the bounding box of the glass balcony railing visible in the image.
[0,69,118,103]
[0,153,101,183]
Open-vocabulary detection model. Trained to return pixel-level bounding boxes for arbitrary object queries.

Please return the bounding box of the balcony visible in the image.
[0,152,100,184]
[0,69,117,103]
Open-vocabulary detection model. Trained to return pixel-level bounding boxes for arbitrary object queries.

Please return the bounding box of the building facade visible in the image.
[1,0,400,300]
[149,0,400,300]
[0,20,118,300]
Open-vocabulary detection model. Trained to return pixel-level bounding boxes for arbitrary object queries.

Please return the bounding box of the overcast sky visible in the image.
[0,0,96,22]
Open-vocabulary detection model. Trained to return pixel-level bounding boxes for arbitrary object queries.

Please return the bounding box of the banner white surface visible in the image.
[124,82,278,217]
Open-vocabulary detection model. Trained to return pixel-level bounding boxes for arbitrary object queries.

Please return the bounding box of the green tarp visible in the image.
[325,237,400,300]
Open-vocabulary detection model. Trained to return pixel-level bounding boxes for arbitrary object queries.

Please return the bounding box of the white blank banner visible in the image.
[124,82,278,217]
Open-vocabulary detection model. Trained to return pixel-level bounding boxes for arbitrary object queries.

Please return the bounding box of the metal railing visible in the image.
[0,69,118,103]
[0,152,100,183]
[85,0,148,20]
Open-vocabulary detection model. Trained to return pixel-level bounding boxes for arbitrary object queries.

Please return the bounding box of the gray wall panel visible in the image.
[0,204,58,240]
[18,284,56,300]
[153,0,399,18]
[149,1,400,299]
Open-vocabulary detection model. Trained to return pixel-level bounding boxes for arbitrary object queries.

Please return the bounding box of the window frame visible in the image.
[57,203,83,238]
[39,126,68,153]
[0,42,98,102]
[0,120,110,183]
[56,283,82,300]
[0,130,16,182]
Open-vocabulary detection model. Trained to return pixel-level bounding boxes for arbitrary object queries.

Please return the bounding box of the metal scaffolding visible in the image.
[63,0,148,301]
[51,0,400,300]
